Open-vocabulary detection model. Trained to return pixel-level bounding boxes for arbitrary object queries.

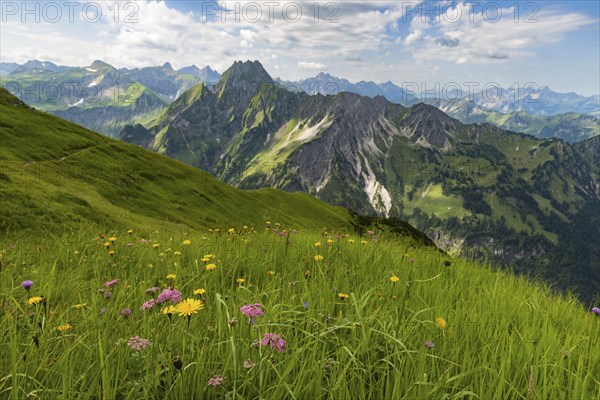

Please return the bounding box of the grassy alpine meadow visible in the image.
[1,225,598,400]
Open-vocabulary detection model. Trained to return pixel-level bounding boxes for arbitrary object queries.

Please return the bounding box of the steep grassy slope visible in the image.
[1,227,599,399]
[0,88,430,245]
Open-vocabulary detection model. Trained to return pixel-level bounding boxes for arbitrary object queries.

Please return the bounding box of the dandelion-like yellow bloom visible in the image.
[166,274,176,280]
[162,305,176,315]
[194,288,206,295]
[436,317,447,329]
[228,228,236,234]
[103,242,111,248]
[28,296,45,305]
[175,298,204,317]
[57,324,72,332]
[338,293,349,300]
[174,251,181,256]
[348,239,355,244]
[72,303,87,309]
[361,240,368,245]
[243,225,248,230]
[108,236,117,242]
[127,229,134,234]
[108,250,115,256]
[314,242,322,247]
[236,277,245,284]
[152,243,160,249]
[390,275,400,283]
[326,239,334,245]
[182,239,191,246]
[314,255,324,262]
[205,263,217,271]
[267,270,276,276]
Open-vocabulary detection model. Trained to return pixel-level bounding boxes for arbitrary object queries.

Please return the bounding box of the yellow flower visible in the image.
[314,255,324,262]
[157,252,165,258]
[236,277,245,284]
[182,239,191,246]
[326,239,334,245]
[72,303,87,309]
[436,317,447,330]
[103,242,111,248]
[57,324,72,332]
[28,296,45,305]
[228,228,236,234]
[108,236,117,242]
[175,298,204,317]
[313,242,322,247]
[108,250,115,256]
[162,305,176,315]
[127,229,133,234]
[338,293,349,300]
[348,239,355,244]
[267,270,276,276]
[243,225,248,230]
[361,240,368,245]
[390,275,400,283]
[174,251,181,256]
[152,243,160,249]
[166,274,176,280]
[194,288,206,295]
[205,263,217,271]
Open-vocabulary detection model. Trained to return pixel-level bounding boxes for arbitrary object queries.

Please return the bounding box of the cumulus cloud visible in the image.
[298,61,328,70]
[403,2,597,65]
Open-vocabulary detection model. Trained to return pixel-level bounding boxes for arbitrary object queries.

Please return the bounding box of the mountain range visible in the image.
[0,60,217,136]
[2,60,598,143]
[116,60,599,303]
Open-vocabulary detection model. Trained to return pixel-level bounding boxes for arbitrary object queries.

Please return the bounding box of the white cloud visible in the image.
[298,61,328,70]
[403,2,597,65]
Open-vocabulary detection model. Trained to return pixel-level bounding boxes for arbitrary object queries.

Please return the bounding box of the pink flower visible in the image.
[140,299,155,311]
[261,333,286,352]
[127,335,151,350]
[239,303,264,322]
[156,288,182,304]
[207,375,224,387]
[104,279,120,288]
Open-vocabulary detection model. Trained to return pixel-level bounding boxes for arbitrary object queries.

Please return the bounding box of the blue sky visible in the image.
[1,1,599,95]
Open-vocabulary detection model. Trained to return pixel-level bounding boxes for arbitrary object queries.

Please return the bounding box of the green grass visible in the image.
[0,227,598,399]
[404,184,468,219]
[0,88,370,239]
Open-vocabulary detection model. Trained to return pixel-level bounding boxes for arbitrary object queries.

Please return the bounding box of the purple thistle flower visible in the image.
[261,333,287,352]
[592,307,600,316]
[104,279,120,288]
[424,340,434,349]
[303,301,309,310]
[127,335,151,350]
[120,308,132,318]
[156,288,182,304]
[207,375,224,387]
[140,299,155,311]
[21,280,34,291]
[278,231,286,237]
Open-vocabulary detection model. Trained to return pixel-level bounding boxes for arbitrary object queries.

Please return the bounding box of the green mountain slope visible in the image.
[0,60,204,136]
[117,61,599,303]
[0,87,432,247]
[428,99,600,143]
